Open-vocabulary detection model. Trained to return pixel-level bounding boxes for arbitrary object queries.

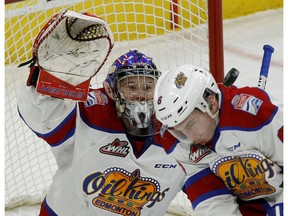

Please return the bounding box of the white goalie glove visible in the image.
[20,9,114,101]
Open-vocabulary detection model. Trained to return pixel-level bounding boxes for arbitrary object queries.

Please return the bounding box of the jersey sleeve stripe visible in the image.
[220,106,278,132]
[185,168,213,185]
[164,139,180,154]
[18,105,77,146]
[80,111,125,133]
[184,168,231,208]
[37,106,77,138]
[192,188,231,209]
[40,197,58,216]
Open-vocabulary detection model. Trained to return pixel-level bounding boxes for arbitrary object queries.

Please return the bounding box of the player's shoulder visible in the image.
[78,87,124,132]
[218,84,278,130]
[154,131,179,154]
[219,84,271,101]
[78,87,114,111]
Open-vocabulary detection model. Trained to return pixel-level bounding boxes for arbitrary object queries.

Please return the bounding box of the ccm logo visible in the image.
[154,164,177,169]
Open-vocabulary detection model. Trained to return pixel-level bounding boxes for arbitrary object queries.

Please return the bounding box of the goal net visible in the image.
[5,0,223,215]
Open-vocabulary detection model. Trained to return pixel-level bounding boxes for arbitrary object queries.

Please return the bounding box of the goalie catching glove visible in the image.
[19,9,114,101]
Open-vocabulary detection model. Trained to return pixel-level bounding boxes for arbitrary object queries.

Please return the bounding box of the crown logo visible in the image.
[211,154,276,200]
[83,168,169,215]
[175,72,187,88]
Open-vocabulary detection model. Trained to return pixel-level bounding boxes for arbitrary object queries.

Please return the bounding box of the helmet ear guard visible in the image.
[202,87,220,116]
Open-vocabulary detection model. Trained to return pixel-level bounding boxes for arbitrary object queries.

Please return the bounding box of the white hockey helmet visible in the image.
[154,64,221,128]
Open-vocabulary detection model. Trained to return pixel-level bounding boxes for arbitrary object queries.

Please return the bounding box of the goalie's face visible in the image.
[104,49,162,136]
[118,76,155,102]
[115,75,161,136]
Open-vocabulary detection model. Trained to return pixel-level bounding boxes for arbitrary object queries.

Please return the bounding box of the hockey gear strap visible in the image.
[27,66,40,87]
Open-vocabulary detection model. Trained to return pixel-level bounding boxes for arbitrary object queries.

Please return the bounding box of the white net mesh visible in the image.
[5,65,57,211]
[5,1,214,215]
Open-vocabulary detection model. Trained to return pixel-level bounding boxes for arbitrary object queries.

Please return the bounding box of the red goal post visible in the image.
[208,0,224,82]
[5,1,224,215]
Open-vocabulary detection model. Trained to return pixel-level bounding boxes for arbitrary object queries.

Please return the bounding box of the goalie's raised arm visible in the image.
[19,9,114,101]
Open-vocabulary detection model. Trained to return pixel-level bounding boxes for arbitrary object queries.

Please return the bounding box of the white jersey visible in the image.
[208,84,283,209]
[17,85,243,216]
[169,84,283,215]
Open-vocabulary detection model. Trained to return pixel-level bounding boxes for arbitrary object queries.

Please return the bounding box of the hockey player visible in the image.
[154,64,283,216]
[18,49,249,215]
[16,10,249,216]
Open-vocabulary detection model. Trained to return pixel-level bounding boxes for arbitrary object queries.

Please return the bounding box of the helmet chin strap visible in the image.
[206,108,219,125]
[115,99,125,114]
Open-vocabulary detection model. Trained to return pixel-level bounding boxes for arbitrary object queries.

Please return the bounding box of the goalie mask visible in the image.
[104,50,162,136]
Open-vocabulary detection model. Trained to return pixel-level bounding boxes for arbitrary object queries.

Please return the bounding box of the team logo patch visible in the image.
[83,168,170,215]
[211,154,276,200]
[85,90,108,107]
[175,72,187,88]
[231,93,263,115]
[100,139,130,157]
[189,144,212,163]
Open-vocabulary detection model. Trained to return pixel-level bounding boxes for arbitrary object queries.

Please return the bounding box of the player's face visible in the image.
[119,76,155,102]
[173,109,217,145]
